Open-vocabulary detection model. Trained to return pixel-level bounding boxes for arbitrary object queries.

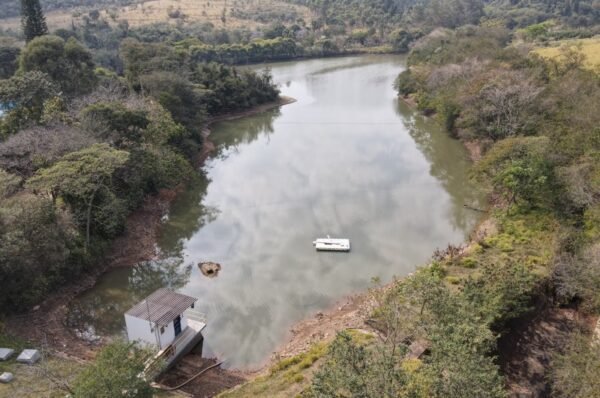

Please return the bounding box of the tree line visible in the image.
[0,1,279,312]
[300,24,600,397]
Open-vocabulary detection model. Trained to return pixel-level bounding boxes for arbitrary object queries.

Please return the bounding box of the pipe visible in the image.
[158,360,226,391]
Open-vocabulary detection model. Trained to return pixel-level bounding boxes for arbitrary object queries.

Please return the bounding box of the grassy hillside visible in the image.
[534,37,600,70]
[0,0,313,32]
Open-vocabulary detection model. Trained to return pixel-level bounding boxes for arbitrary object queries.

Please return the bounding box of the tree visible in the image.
[310,331,410,397]
[20,35,97,96]
[553,244,600,312]
[21,0,48,42]
[26,143,129,252]
[0,124,96,176]
[470,70,542,140]
[0,194,80,312]
[0,45,20,78]
[476,137,555,207]
[0,169,21,199]
[0,71,58,137]
[71,340,155,398]
[551,333,600,398]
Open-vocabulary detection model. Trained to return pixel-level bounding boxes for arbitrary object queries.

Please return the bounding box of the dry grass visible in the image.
[533,37,600,70]
[0,0,313,32]
[0,355,82,398]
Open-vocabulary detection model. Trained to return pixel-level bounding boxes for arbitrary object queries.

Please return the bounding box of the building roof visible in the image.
[126,288,197,326]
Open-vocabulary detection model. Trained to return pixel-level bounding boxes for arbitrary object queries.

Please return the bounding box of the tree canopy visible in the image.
[20,0,48,42]
[71,340,154,398]
[19,35,97,96]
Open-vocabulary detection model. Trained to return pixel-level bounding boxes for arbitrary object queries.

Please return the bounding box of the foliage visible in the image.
[71,340,154,398]
[0,124,97,176]
[462,262,536,329]
[138,71,208,131]
[80,101,150,146]
[185,37,302,64]
[307,268,509,397]
[19,35,97,96]
[26,143,129,251]
[476,137,555,207]
[0,169,21,198]
[309,331,408,397]
[0,194,82,311]
[0,45,20,79]
[21,0,48,42]
[220,342,328,398]
[553,243,600,312]
[394,69,418,96]
[550,333,600,398]
[0,71,58,137]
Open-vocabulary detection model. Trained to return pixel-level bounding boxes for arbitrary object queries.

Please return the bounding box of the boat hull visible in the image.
[313,238,351,252]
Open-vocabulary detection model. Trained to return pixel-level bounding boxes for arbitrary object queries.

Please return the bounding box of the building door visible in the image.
[174,315,182,337]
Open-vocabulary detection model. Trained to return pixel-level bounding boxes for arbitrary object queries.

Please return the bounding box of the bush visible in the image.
[394,69,419,96]
[71,340,154,398]
[551,333,600,398]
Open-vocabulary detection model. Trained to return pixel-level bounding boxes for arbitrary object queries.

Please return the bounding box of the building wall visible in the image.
[157,320,175,349]
[125,314,159,348]
[157,313,189,348]
[125,311,191,350]
[181,313,189,331]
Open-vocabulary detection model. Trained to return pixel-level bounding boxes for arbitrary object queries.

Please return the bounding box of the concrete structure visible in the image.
[125,288,206,372]
[16,349,40,364]
[0,372,14,384]
[0,348,14,361]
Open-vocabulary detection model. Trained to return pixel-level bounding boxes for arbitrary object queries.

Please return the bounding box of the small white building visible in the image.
[125,288,206,371]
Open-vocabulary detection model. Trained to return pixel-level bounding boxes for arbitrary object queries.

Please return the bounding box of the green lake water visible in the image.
[69,55,484,368]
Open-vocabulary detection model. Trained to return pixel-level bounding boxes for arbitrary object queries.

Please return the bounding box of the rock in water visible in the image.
[199,262,222,278]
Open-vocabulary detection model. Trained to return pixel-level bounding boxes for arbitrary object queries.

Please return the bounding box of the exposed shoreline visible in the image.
[4,95,297,361]
[5,89,486,394]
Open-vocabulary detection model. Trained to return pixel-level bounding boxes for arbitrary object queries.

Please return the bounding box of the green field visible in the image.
[534,37,600,70]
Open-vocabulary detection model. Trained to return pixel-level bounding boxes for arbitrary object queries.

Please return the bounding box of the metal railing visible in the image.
[184,308,207,324]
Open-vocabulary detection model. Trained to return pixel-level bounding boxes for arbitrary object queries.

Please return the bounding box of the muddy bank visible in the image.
[4,96,297,360]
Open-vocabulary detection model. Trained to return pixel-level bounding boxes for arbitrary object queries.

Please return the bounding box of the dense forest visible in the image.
[1,0,600,396]
[0,13,279,312]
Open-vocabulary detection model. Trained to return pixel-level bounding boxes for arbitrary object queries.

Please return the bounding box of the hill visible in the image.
[0,0,313,32]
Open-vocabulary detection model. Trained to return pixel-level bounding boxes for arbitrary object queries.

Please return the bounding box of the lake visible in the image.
[68,55,484,368]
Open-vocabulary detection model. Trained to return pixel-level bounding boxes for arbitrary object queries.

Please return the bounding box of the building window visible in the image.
[160,326,165,334]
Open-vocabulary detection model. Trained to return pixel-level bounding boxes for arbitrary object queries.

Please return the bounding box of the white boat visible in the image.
[313,236,351,252]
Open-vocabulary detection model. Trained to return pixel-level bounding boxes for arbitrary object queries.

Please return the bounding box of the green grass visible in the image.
[219,329,378,398]
[442,209,559,285]
[219,342,330,398]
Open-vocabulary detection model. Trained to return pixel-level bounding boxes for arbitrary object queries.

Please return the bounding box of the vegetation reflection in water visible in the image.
[70,55,484,368]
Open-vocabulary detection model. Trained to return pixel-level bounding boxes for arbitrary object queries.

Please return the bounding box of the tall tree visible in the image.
[26,143,129,252]
[21,0,48,42]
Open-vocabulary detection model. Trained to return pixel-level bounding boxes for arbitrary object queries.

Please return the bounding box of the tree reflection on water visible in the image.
[67,258,192,337]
